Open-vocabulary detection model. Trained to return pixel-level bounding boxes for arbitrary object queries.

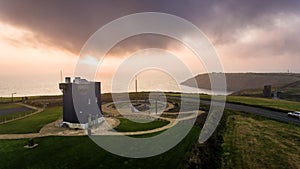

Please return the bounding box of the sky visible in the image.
[0,0,300,81]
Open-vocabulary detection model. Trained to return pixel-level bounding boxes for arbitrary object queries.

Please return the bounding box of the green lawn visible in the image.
[0,106,62,134]
[1,93,299,169]
[0,126,201,169]
[222,111,300,169]
[199,94,300,112]
[114,118,170,132]
[167,93,300,112]
[226,96,300,112]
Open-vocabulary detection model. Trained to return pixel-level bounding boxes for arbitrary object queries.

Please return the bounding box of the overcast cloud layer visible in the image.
[0,0,299,64]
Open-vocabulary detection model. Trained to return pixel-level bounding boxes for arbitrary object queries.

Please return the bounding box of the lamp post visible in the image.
[155,97,158,115]
[11,92,16,103]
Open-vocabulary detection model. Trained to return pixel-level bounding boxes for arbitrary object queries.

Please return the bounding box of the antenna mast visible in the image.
[135,75,138,104]
[60,70,63,83]
[135,75,138,94]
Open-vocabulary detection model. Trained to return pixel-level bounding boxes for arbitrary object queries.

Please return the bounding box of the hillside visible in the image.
[181,73,300,93]
[279,80,300,95]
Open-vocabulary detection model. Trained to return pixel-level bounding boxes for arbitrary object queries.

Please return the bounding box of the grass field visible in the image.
[114,118,170,132]
[0,93,299,169]
[0,106,62,134]
[225,96,300,112]
[166,93,300,112]
[0,126,201,169]
[222,111,300,169]
[199,94,300,112]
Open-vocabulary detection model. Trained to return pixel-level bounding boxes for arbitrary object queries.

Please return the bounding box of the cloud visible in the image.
[0,0,299,60]
[0,0,146,54]
[106,34,181,58]
[217,13,300,59]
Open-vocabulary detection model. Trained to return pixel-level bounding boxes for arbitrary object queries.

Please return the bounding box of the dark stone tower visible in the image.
[59,77,102,128]
[263,85,272,97]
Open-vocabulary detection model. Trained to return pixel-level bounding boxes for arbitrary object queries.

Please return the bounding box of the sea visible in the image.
[0,74,222,97]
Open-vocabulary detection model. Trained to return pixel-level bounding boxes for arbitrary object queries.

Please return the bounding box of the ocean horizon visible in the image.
[0,74,222,97]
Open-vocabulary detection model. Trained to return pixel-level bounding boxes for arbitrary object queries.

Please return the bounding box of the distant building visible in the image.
[59,77,102,129]
[263,85,272,97]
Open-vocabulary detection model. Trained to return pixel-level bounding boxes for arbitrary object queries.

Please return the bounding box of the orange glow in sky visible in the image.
[0,22,76,76]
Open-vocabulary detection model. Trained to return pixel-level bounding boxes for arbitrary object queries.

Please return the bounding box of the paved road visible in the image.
[169,96,300,126]
[0,103,43,125]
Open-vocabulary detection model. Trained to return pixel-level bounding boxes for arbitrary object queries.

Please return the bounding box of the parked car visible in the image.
[287,111,300,119]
